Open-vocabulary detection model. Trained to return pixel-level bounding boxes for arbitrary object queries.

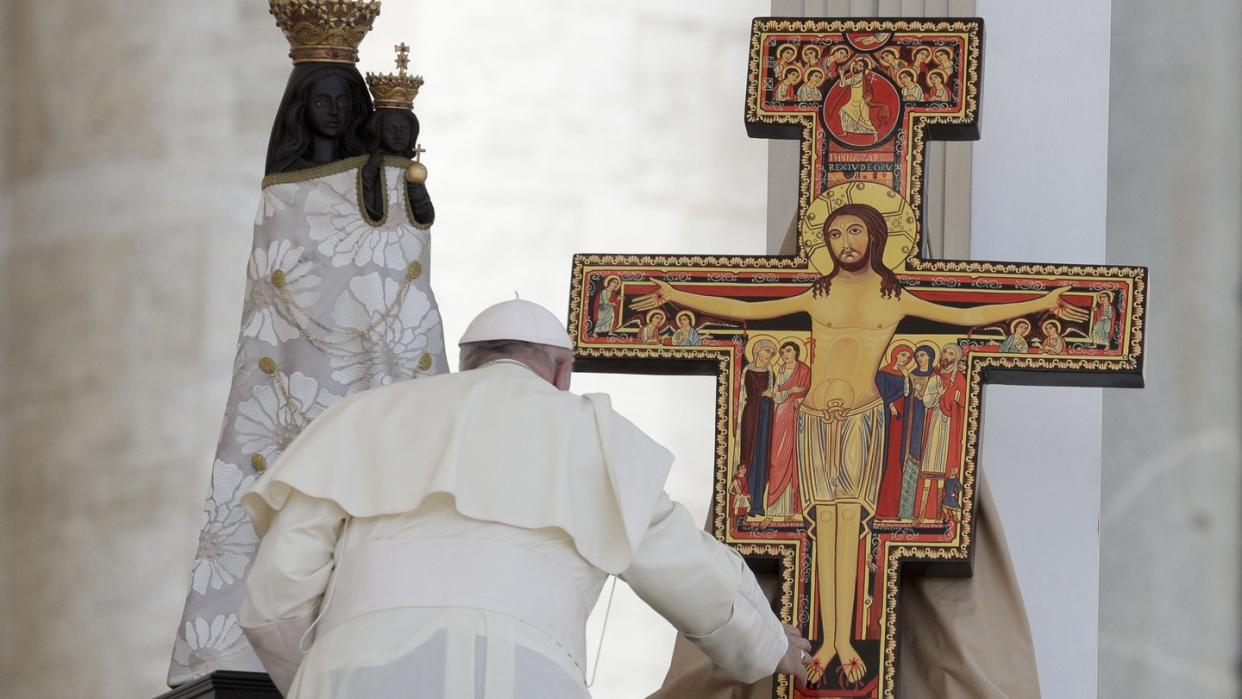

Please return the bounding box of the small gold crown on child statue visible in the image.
[367,43,425,110]
[269,0,381,65]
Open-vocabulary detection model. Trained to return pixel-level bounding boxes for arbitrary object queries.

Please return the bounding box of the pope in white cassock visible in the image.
[238,298,812,698]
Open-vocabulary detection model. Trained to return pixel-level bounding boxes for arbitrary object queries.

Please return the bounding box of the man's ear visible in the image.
[553,357,573,392]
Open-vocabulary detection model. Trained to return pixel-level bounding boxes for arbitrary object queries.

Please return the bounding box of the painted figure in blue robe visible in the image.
[898,344,937,519]
[739,338,777,516]
[874,342,914,519]
[998,318,1032,353]
[672,310,703,346]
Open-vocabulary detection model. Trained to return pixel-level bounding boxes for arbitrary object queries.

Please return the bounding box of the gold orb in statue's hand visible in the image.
[405,162,428,184]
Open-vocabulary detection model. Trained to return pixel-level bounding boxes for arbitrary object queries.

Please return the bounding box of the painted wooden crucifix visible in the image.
[567,18,1146,699]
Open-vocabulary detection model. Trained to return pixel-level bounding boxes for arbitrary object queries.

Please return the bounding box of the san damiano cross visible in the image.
[567,18,1146,699]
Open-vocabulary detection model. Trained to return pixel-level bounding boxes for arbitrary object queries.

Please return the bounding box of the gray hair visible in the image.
[459,340,570,374]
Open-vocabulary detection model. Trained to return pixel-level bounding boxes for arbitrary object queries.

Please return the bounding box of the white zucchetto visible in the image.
[458,298,575,350]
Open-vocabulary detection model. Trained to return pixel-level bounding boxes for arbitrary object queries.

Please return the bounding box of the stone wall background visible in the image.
[0,3,287,697]
[0,2,1236,698]
[1100,1,1241,696]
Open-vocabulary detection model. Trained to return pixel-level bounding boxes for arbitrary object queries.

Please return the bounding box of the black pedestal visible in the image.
[154,671,280,699]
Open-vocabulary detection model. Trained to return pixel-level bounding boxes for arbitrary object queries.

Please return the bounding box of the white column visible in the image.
[1100,2,1242,696]
[970,2,1111,697]
[0,2,285,696]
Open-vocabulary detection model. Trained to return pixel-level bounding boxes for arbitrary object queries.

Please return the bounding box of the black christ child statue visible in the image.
[361,108,435,226]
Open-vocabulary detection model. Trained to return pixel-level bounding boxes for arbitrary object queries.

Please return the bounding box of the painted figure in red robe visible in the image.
[915,342,966,522]
[766,341,811,518]
[874,342,915,520]
[825,57,893,144]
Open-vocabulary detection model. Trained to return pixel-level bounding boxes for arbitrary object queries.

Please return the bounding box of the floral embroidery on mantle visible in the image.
[168,165,447,684]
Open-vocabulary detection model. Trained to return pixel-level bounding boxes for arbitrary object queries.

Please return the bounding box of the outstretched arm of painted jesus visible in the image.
[634,279,811,321]
[899,285,1089,327]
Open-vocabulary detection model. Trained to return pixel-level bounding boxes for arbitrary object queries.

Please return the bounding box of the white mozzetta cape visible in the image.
[243,362,672,574]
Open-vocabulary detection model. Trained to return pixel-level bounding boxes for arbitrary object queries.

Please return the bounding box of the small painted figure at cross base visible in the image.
[363,43,435,226]
[730,463,753,519]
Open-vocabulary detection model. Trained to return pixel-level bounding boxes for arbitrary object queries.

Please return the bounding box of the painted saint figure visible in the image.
[766,341,812,518]
[798,68,827,102]
[635,201,1082,685]
[876,48,907,80]
[821,45,852,79]
[866,342,916,638]
[874,342,914,520]
[1091,290,1115,345]
[594,276,622,335]
[999,318,1032,353]
[910,47,932,77]
[916,343,966,523]
[897,69,924,102]
[899,345,937,520]
[776,66,803,102]
[834,58,882,137]
[927,70,950,101]
[1039,318,1067,354]
[775,44,799,75]
[639,309,667,345]
[671,310,702,346]
[730,463,752,519]
[800,45,823,72]
[740,339,778,518]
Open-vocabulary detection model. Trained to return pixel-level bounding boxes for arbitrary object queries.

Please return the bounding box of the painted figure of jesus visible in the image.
[636,202,1086,685]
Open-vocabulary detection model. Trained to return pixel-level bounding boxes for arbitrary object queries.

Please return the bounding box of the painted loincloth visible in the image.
[796,397,885,514]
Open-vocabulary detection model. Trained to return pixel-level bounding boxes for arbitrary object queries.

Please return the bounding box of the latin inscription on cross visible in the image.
[566,18,1146,698]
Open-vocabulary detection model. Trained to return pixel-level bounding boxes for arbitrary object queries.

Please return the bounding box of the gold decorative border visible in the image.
[735,542,798,699]
[260,154,414,188]
[262,153,433,230]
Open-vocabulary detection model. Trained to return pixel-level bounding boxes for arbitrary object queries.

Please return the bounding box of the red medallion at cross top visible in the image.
[822,58,901,148]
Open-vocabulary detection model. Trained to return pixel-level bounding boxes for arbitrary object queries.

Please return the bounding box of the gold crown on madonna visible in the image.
[367,43,424,110]
[270,0,381,65]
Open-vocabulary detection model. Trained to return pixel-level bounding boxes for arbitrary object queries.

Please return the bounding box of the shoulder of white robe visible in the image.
[585,393,675,563]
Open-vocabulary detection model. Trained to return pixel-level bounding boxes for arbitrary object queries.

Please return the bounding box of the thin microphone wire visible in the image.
[586,575,619,688]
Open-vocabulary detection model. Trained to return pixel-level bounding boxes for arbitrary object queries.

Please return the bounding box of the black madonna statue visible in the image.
[168,1,449,687]
[362,43,435,225]
[264,0,378,174]
[265,62,373,174]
